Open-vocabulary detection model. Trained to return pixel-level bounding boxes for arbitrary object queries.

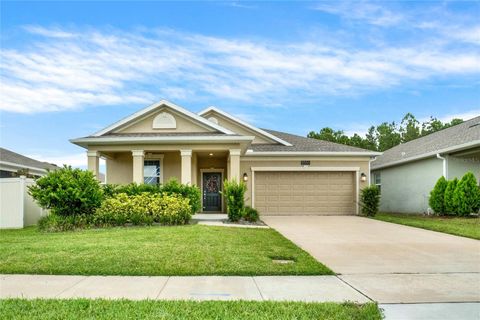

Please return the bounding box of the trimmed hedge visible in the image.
[102,179,201,214]
[452,172,480,216]
[243,206,259,222]
[444,178,458,215]
[429,176,448,215]
[38,193,192,232]
[222,180,247,222]
[360,185,380,217]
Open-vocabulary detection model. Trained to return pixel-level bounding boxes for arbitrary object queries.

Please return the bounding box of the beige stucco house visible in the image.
[71,100,380,215]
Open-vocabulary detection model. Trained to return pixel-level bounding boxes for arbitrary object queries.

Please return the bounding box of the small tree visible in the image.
[452,172,480,216]
[222,179,247,222]
[28,166,103,216]
[429,176,448,215]
[444,178,458,215]
[360,185,380,217]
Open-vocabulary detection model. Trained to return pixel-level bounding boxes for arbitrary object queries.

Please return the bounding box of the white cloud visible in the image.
[435,110,480,123]
[1,26,479,113]
[26,152,86,167]
[314,1,404,26]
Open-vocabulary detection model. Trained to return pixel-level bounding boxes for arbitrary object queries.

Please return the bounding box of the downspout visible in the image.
[436,153,448,179]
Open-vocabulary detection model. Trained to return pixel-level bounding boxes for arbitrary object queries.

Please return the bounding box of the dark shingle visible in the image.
[372,116,480,169]
[0,148,58,171]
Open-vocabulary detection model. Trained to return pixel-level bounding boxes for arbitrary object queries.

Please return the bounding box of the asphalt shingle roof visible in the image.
[372,116,480,169]
[250,129,375,153]
[0,147,58,171]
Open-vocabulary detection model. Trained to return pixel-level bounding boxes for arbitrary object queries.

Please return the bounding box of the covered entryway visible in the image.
[254,171,355,215]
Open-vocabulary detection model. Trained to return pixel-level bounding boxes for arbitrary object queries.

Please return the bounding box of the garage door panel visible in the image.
[254,171,355,216]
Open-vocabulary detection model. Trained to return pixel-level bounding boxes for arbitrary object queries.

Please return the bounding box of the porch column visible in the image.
[132,150,144,184]
[180,149,192,184]
[87,151,100,181]
[229,149,241,181]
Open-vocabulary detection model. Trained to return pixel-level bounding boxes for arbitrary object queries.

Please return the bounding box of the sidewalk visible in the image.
[0,274,369,302]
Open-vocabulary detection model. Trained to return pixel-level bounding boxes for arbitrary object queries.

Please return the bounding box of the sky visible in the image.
[1,1,479,168]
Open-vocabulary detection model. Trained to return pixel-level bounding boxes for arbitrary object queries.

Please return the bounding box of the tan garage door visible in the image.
[254,171,355,215]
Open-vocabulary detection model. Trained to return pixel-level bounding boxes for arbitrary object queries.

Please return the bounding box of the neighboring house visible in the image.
[0,148,56,229]
[71,100,380,215]
[0,147,58,178]
[371,116,480,214]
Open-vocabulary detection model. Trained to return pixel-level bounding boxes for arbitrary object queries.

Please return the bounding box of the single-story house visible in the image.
[0,148,57,228]
[71,100,380,215]
[371,116,480,214]
[0,147,58,178]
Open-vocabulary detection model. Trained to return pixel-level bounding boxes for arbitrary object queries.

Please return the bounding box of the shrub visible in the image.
[102,179,200,214]
[38,214,93,232]
[161,179,201,214]
[360,185,380,217]
[429,176,448,215]
[95,193,191,226]
[444,178,458,215]
[28,166,103,217]
[243,206,259,222]
[222,179,247,222]
[452,172,480,216]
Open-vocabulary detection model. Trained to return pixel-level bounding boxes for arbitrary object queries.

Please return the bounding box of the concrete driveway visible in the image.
[263,216,480,304]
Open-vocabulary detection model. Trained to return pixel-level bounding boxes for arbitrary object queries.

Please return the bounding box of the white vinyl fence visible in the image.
[0,176,47,229]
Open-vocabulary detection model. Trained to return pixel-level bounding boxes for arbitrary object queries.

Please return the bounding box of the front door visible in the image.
[202,172,222,212]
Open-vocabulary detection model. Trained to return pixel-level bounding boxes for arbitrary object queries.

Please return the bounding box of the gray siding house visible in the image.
[371,116,480,214]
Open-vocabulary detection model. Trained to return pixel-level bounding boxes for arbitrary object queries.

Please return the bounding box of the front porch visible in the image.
[87,148,242,213]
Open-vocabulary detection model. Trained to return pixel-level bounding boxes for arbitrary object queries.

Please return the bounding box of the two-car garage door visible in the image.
[254,171,355,215]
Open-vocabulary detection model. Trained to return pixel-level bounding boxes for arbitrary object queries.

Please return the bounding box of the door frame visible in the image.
[200,168,224,213]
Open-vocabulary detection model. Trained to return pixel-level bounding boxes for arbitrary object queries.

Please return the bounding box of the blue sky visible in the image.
[1,1,479,168]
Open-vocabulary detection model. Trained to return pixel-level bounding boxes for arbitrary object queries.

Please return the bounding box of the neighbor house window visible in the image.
[144,160,161,185]
[373,172,381,194]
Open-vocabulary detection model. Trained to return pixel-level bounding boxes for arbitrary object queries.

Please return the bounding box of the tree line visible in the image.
[307,113,464,152]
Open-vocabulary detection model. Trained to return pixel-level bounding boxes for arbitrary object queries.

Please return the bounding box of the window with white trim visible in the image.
[373,172,381,194]
[144,160,162,185]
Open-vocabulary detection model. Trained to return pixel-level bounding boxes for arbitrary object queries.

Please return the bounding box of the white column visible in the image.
[229,149,241,181]
[87,151,100,181]
[132,150,145,184]
[180,149,192,184]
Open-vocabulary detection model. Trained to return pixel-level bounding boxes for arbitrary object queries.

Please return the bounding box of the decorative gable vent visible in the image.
[153,112,176,129]
[207,116,219,124]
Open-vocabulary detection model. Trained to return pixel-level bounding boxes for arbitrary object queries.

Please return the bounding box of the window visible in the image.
[144,160,161,185]
[373,172,381,194]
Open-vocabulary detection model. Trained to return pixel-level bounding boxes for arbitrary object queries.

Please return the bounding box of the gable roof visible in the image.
[93,100,235,136]
[246,129,381,155]
[198,106,292,146]
[0,147,58,172]
[372,116,480,170]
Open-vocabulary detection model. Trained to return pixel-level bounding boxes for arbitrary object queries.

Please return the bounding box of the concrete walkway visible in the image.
[0,274,369,302]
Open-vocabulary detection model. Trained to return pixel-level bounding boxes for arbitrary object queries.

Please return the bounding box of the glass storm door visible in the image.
[203,172,222,212]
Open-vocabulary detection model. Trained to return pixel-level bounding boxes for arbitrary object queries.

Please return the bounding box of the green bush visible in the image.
[429,176,448,215]
[243,206,259,222]
[95,193,191,226]
[452,172,480,216]
[102,179,200,214]
[222,179,247,222]
[360,185,380,217]
[28,166,103,216]
[444,178,458,215]
[161,179,201,214]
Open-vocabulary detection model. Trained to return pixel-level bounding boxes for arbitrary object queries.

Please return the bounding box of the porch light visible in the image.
[243,173,248,182]
[360,173,367,182]
[209,153,214,156]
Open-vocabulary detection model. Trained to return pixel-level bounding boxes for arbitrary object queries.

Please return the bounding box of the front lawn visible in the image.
[0,225,332,276]
[0,299,382,320]
[374,212,480,240]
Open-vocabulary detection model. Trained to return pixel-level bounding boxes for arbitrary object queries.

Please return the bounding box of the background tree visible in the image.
[307,113,464,151]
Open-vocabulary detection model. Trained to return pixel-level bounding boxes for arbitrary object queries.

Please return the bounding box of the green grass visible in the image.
[0,299,382,320]
[374,212,480,240]
[0,225,332,276]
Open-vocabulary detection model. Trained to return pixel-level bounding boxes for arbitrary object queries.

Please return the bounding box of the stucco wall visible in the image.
[373,157,443,214]
[240,157,370,208]
[448,156,480,180]
[106,153,133,184]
